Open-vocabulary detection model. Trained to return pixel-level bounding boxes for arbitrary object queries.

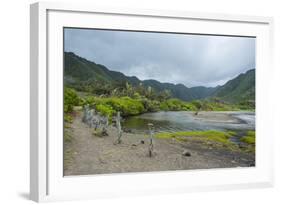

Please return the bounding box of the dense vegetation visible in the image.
[63,84,249,122]
[213,69,255,105]
[64,52,255,106]
[63,52,255,121]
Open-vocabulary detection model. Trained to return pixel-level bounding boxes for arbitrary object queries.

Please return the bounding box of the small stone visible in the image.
[101,128,108,136]
[123,128,132,133]
[182,150,191,157]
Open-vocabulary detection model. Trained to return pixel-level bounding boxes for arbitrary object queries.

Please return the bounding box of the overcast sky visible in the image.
[64,28,255,87]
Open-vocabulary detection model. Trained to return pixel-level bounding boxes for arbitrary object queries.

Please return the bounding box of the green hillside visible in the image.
[213,69,255,105]
[64,52,255,105]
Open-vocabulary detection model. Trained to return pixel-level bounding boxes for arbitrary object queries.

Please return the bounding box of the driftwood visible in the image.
[115,111,122,144]
[148,123,154,157]
[194,108,201,116]
[82,105,109,134]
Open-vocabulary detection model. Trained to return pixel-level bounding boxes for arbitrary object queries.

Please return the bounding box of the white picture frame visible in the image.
[30,2,274,202]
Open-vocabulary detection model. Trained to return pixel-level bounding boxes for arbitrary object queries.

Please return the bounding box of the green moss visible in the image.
[157,130,231,138]
[241,131,255,144]
[241,136,255,144]
[227,131,237,136]
[156,130,236,147]
[246,130,255,137]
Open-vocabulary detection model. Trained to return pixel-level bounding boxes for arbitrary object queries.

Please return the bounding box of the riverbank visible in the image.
[64,111,255,176]
[192,111,246,123]
[122,111,255,134]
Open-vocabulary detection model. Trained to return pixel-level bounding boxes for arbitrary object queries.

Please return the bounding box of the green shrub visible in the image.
[104,97,145,116]
[191,100,202,110]
[144,100,160,112]
[96,104,115,118]
[159,102,169,111]
[64,87,80,113]
[64,114,73,123]
[159,98,193,111]
[82,96,146,117]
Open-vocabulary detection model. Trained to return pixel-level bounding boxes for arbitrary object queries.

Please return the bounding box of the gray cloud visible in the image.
[64,28,255,87]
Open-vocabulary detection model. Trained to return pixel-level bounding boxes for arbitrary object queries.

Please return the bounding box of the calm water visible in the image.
[122,111,255,134]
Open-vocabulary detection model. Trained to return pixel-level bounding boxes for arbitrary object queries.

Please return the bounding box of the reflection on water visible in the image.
[122,111,255,133]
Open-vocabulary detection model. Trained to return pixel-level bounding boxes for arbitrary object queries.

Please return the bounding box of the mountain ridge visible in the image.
[64,52,255,103]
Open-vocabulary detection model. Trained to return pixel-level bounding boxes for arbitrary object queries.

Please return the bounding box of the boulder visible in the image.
[182,150,191,157]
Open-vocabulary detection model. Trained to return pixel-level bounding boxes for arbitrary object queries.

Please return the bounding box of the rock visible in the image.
[238,142,247,149]
[182,150,191,157]
[131,144,137,149]
[101,128,108,136]
[206,141,213,146]
[123,128,133,133]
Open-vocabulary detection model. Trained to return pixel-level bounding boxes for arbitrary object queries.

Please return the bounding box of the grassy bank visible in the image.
[156,130,236,148]
[241,131,255,144]
[155,130,255,152]
[63,87,255,154]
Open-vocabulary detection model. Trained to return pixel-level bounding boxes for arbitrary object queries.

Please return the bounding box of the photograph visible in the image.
[63,28,256,176]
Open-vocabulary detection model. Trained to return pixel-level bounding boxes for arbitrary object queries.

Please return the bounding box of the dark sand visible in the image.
[64,112,255,176]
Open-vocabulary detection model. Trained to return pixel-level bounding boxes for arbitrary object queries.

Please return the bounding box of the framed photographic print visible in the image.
[30,2,274,202]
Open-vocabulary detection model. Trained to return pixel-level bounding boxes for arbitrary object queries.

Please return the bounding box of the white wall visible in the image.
[0,0,280,204]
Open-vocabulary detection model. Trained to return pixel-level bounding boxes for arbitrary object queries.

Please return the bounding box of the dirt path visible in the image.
[64,112,254,176]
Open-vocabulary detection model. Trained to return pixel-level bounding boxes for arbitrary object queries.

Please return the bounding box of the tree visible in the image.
[192,100,202,115]
[157,89,171,102]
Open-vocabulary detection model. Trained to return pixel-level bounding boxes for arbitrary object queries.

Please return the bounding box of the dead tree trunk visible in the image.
[148,123,154,157]
[115,112,122,144]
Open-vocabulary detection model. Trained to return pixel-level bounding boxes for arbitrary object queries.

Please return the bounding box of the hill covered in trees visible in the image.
[64,52,255,110]
[213,69,255,105]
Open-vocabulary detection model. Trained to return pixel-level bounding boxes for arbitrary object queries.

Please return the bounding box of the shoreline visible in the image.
[64,111,255,176]
[122,110,255,134]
